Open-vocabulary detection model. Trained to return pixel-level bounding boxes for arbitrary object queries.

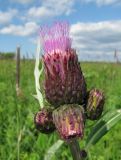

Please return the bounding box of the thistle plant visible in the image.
[34,22,121,160]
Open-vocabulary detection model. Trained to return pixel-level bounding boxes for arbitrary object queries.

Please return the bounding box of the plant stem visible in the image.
[67,139,82,160]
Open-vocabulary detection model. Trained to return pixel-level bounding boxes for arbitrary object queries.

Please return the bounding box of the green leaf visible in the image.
[85,109,121,150]
[34,39,44,108]
[44,140,64,160]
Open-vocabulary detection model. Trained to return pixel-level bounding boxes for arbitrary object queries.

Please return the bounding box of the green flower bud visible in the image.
[86,89,105,120]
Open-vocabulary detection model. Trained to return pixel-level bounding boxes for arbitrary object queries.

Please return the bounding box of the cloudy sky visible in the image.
[0,0,121,61]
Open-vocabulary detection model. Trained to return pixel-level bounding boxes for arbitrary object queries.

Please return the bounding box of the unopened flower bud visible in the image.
[34,108,55,134]
[86,89,105,120]
[80,150,87,158]
[40,22,87,107]
[53,104,85,140]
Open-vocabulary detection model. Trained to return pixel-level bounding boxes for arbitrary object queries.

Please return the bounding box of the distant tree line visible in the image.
[0,52,15,59]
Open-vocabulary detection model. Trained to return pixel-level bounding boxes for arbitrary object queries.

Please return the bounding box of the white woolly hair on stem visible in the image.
[33,38,44,108]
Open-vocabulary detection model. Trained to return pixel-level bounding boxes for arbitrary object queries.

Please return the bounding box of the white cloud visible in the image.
[10,0,34,4]
[70,20,121,61]
[28,6,54,18]
[81,0,121,6]
[42,0,75,15]
[0,22,39,36]
[27,0,75,20]
[0,9,18,25]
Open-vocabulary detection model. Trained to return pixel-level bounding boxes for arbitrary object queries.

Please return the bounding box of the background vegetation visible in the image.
[0,59,121,160]
[0,52,15,59]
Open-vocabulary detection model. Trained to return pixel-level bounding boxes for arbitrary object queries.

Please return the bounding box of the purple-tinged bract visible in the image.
[34,108,55,134]
[86,89,105,120]
[52,104,85,140]
[41,22,87,107]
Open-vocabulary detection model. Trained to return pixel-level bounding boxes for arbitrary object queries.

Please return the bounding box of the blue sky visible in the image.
[0,0,121,61]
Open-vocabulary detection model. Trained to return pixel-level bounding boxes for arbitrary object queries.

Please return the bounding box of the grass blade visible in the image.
[85,109,121,150]
[44,140,64,160]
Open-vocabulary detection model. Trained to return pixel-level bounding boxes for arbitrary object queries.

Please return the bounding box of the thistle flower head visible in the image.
[86,89,105,120]
[40,22,87,107]
[53,104,85,140]
[34,108,55,134]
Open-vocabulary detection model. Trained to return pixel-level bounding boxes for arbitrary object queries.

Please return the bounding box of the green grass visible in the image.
[0,60,121,160]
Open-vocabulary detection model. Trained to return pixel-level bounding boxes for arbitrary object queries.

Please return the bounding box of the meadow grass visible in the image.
[0,60,121,160]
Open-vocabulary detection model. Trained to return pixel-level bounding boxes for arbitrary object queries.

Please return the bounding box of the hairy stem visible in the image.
[68,139,82,160]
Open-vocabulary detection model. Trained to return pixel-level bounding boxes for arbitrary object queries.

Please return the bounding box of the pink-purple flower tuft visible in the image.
[40,22,71,53]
